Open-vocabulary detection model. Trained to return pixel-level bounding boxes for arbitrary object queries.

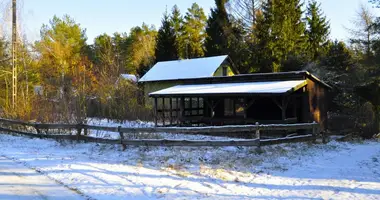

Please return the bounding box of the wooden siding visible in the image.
[306,78,328,130]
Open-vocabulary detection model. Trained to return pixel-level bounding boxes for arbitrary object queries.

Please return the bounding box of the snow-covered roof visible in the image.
[150,80,307,96]
[120,74,138,82]
[138,55,229,82]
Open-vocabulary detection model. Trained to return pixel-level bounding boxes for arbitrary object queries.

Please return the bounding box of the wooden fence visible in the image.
[0,118,321,147]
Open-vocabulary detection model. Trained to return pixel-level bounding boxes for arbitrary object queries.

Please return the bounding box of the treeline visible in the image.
[0,0,379,136]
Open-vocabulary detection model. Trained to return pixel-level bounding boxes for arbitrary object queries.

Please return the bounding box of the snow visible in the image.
[85,118,233,141]
[0,156,84,199]
[138,55,228,82]
[150,80,307,96]
[120,74,138,83]
[0,132,379,199]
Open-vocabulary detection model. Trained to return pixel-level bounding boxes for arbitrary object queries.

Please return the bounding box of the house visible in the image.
[138,55,238,105]
[149,71,331,130]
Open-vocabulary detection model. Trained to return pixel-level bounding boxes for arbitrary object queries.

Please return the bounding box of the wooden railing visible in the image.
[0,118,321,147]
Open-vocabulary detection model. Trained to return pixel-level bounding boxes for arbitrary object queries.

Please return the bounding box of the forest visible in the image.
[0,0,379,137]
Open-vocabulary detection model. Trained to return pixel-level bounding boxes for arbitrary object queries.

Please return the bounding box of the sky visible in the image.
[2,0,379,43]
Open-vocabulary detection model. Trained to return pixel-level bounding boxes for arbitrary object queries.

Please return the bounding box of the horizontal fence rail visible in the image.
[0,118,320,147]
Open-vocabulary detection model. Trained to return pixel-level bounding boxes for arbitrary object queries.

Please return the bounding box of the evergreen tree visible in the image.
[255,0,307,72]
[170,5,184,59]
[305,0,330,61]
[205,0,251,73]
[155,11,178,62]
[182,3,207,58]
[204,0,231,56]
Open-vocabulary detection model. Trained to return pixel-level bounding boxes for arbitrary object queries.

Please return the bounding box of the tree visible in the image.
[348,4,376,58]
[90,33,129,77]
[305,0,330,61]
[127,24,157,77]
[255,0,307,72]
[369,0,380,7]
[155,11,178,62]
[226,0,259,33]
[182,3,207,58]
[170,5,184,59]
[34,15,93,122]
[204,0,231,57]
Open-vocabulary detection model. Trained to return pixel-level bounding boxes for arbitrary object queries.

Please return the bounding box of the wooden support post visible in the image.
[180,97,185,126]
[154,97,158,127]
[293,98,297,121]
[281,97,286,120]
[176,97,180,125]
[162,98,165,126]
[243,97,247,119]
[118,126,126,151]
[189,97,192,116]
[233,98,236,117]
[169,98,173,126]
[197,97,200,116]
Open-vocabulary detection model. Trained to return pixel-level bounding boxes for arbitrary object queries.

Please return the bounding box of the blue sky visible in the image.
[13,0,379,43]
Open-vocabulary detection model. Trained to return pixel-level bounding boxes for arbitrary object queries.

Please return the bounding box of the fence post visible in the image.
[76,124,82,141]
[34,124,41,135]
[255,122,261,148]
[255,122,260,139]
[118,126,126,151]
[83,125,88,136]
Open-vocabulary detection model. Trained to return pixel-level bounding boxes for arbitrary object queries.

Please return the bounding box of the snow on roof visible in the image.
[150,80,307,96]
[138,55,229,82]
[120,74,138,82]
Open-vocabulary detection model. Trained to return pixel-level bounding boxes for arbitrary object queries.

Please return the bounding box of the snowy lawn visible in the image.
[0,132,379,200]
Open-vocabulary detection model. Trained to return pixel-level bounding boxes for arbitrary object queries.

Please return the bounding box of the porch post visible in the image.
[243,97,247,119]
[154,97,158,127]
[180,97,185,125]
[169,97,173,125]
[162,98,165,126]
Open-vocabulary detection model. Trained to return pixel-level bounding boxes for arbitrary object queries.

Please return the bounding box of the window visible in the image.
[222,66,227,76]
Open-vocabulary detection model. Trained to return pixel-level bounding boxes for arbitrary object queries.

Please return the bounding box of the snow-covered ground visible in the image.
[0,156,83,199]
[0,131,379,199]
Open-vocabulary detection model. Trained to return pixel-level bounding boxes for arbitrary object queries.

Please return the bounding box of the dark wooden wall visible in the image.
[307,79,328,130]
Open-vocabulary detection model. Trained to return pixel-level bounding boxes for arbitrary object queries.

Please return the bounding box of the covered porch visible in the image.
[149,80,310,127]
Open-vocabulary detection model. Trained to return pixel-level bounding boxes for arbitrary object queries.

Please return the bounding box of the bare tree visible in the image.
[347,4,377,57]
[226,0,262,32]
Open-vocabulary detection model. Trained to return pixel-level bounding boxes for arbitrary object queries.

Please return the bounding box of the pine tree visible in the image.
[204,0,231,56]
[170,5,184,59]
[155,11,178,62]
[255,0,307,72]
[305,0,330,61]
[182,3,207,58]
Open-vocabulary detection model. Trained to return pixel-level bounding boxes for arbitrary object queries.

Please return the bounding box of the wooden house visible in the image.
[138,55,238,105]
[149,71,331,130]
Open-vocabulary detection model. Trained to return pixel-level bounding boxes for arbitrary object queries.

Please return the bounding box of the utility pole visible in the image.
[12,0,17,109]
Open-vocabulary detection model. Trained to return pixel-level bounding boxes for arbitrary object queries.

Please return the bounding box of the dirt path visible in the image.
[0,156,84,200]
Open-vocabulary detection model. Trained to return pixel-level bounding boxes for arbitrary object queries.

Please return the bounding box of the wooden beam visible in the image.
[154,97,158,127]
[243,97,247,119]
[162,98,165,126]
[197,97,200,115]
[272,97,283,110]
[180,97,184,125]
[169,98,173,125]
[233,98,236,117]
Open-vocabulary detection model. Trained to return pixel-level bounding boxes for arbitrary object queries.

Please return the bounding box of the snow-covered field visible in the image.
[0,129,379,199]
